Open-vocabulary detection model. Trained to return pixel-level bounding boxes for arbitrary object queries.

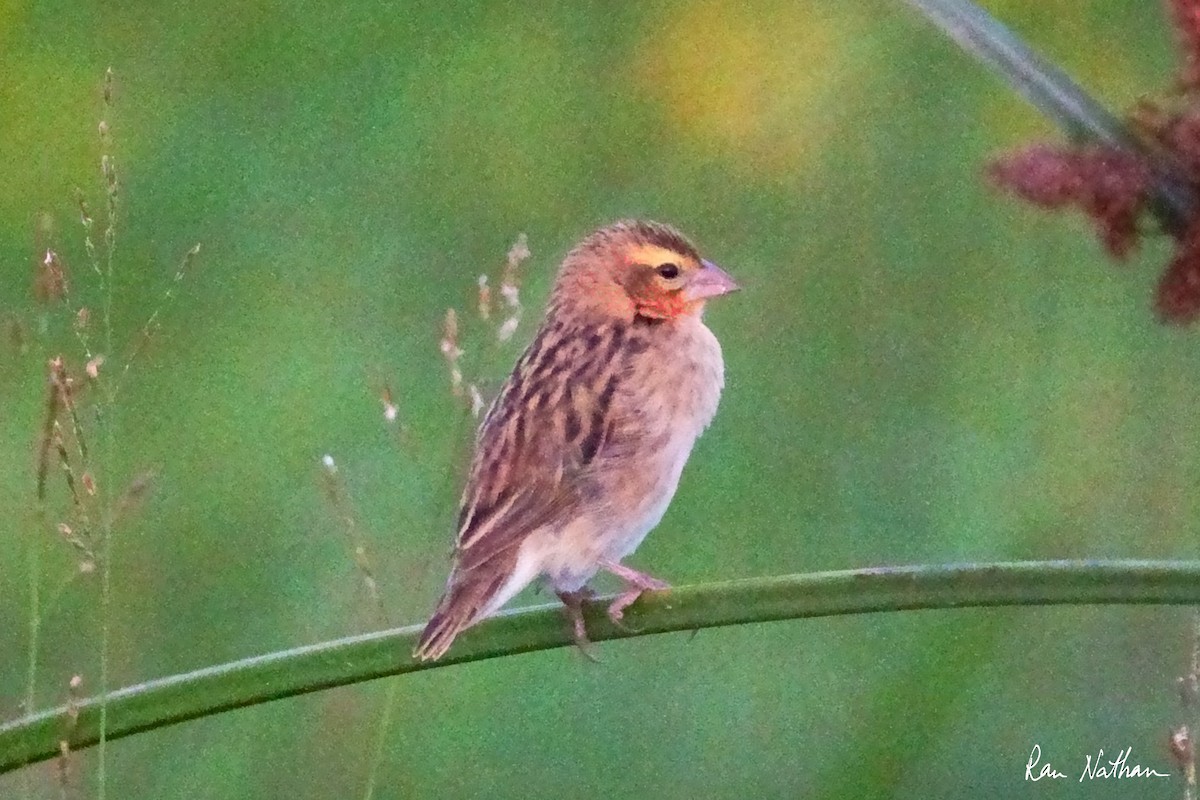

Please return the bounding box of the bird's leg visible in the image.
[599,559,671,626]
[556,588,600,663]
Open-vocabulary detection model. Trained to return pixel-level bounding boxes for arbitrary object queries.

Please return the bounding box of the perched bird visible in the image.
[414,220,738,661]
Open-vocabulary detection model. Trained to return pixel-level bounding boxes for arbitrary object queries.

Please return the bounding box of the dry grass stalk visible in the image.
[319,455,388,627]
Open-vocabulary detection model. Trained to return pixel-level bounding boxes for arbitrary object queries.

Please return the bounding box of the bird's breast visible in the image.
[598,318,725,552]
[629,317,725,437]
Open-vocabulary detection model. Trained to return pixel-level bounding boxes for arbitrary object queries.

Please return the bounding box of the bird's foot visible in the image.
[599,560,670,628]
[556,589,600,663]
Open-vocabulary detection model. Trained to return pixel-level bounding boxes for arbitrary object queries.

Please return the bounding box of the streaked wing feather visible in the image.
[450,318,624,574]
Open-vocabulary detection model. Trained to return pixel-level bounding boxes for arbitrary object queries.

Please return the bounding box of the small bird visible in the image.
[414,220,738,661]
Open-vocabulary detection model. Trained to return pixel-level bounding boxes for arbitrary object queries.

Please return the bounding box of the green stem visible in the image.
[362,679,399,800]
[21,509,41,800]
[899,0,1197,235]
[24,518,41,719]
[97,64,117,800]
[96,502,112,799]
[1,559,1197,775]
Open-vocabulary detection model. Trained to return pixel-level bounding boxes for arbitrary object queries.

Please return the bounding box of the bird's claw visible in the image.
[607,595,643,632]
[557,589,601,662]
[599,559,670,631]
[606,581,669,632]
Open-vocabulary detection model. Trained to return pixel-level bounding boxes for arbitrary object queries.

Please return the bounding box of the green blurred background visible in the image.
[2,0,1198,797]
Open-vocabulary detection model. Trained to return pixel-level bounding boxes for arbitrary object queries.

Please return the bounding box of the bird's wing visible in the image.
[451,318,629,574]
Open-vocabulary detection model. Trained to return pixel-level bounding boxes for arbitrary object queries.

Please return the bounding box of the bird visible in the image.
[413,219,739,661]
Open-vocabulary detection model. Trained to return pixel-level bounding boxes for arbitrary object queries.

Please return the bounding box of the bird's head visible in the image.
[552,220,739,322]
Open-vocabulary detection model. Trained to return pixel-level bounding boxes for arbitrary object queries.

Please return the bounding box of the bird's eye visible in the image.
[656,263,680,280]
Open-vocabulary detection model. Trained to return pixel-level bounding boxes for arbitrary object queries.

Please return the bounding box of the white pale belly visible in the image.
[603,425,698,559]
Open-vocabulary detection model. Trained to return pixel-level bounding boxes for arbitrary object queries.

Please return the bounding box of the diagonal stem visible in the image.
[2,559,1199,776]
[898,0,1197,235]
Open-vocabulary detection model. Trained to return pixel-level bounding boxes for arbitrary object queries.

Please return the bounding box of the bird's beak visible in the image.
[682,260,740,303]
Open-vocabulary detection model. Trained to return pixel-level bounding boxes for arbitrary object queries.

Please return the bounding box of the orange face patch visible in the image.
[619,245,702,320]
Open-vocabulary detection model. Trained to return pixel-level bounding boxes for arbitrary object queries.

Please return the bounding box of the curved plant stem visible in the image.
[899,0,1197,234]
[2,559,1199,775]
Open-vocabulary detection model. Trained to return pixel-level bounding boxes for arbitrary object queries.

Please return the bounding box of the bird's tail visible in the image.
[413,567,514,661]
